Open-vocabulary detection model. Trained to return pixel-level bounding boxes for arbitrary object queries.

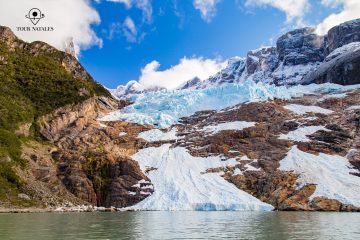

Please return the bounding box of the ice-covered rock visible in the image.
[325,18,360,55]
[110,80,144,99]
[196,57,246,88]
[178,77,202,90]
[302,43,360,85]
[276,27,324,66]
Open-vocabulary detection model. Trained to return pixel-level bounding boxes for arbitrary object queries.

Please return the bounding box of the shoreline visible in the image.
[0,206,122,213]
[1,207,360,213]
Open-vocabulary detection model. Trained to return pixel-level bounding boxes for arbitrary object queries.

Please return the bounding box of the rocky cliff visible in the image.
[1,20,360,212]
[172,19,360,92]
[0,26,151,209]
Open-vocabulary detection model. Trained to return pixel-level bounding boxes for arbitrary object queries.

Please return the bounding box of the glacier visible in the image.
[100,81,360,128]
[128,144,273,211]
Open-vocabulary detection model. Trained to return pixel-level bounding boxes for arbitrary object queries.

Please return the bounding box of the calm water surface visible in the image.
[0,211,359,240]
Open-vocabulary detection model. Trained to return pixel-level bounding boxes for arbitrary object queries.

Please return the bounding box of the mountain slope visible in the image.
[169,19,359,92]
[0,26,111,207]
[2,19,360,212]
[101,82,360,211]
[112,19,360,98]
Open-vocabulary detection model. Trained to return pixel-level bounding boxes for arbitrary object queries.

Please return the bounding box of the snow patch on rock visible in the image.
[318,93,348,102]
[325,42,360,62]
[284,104,333,115]
[137,128,179,142]
[203,121,256,134]
[279,146,360,207]
[119,132,127,137]
[346,105,360,111]
[279,126,329,142]
[129,144,273,211]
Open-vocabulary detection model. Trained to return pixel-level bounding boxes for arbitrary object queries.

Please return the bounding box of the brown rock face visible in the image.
[17,141,85,207]
[0,26,23,50]
[35,96,154,208]
[173,89,360,211]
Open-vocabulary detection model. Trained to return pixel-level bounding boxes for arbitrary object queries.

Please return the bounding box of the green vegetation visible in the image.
[84,149,111,195]
[0,34,110,206]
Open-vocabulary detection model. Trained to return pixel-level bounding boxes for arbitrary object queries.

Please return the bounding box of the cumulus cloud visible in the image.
[136,57,226,89]
[244,0,310,24]
[0,0,102,57]
[193,0,222,22]
[316,0,360,35]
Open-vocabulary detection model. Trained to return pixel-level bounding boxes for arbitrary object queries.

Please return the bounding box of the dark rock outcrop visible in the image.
[302,47,360,85]
[325,19,360,55]
[246,47,278,75]
[178,77,202,90]
[177,19,360,89]
[276,27,324,66]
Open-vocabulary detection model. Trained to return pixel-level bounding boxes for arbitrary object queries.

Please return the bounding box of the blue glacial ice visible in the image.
[100,81,360,128]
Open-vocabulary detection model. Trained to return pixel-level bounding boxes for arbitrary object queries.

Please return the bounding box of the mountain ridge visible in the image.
[112,18,360,99]
[1,20,360,212]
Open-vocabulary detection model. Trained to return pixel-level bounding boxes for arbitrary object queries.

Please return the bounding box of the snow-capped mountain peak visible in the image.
[112,18,360,97]
[110,80,145,99]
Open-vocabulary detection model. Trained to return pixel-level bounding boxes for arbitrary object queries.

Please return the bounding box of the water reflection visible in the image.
[0,211,359,240]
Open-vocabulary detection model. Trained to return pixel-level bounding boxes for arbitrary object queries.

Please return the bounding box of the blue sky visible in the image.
[79,0,346,88]
[1,0,356,89]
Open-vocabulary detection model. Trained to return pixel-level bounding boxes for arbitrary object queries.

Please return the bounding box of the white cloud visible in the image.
[0,0,102,57]
[122,16,138,42]
[136,57,226,90]
[108,16,145,43]
[107,0,132,8]
[134,0,153,23]
[316,0,360,35]
[193,0,222,22]
[244,0,309,24]
[107,0,152,23]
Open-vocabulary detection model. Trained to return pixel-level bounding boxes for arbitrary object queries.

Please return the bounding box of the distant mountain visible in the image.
[2,19,360,212]
[180,19,360,90]
[112,19,360,98]
[110,80,145,98]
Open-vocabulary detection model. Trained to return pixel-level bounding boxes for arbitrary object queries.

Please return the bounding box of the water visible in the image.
[0,211,359,240]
